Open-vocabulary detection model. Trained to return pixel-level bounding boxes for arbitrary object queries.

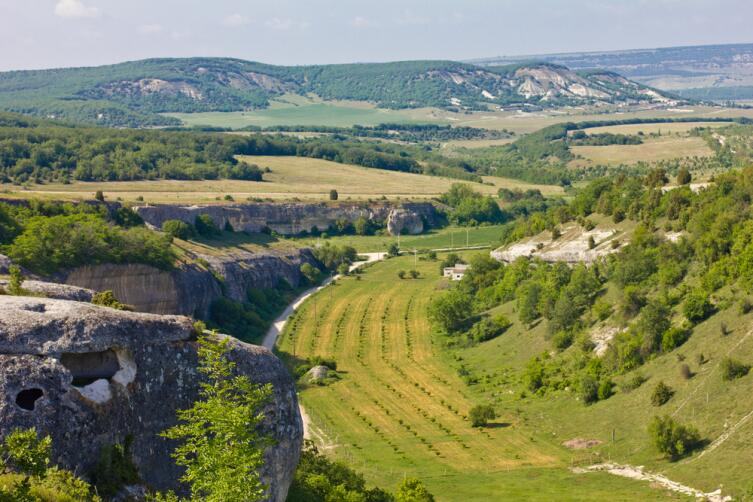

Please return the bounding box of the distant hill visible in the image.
[471,42,753,101]
[0,58,679,127]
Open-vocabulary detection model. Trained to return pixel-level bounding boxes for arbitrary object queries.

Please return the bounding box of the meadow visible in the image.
[0,156,562,204]
[277,255,688,500]
[570,136,713,166]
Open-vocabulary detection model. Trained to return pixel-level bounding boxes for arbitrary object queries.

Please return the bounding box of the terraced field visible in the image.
[277,256,683,500]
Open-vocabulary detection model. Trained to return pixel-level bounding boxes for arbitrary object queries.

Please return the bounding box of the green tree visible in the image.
[395,478,435,502]
[329,189,339,201]
[194,215,221,238]
[353,216,370,236]
[161,336,272,502]
[427,288,472,333]
[651,381,674,406]
[683,290,713,323]
[387,243,400,257]
[94,190,105,202]
[677,167,692,185]
[468,404,496,427]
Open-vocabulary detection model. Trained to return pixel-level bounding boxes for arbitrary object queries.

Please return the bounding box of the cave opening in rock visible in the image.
[61,349,120,387]
[16,388,43,411]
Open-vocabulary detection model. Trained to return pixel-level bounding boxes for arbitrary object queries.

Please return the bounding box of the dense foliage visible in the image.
[0,200,174,275]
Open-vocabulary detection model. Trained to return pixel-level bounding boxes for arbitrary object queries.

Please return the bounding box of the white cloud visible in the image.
[54,0,99,19]
[223,13,251,26]
[265,17,309,31]
[139,24,164,34]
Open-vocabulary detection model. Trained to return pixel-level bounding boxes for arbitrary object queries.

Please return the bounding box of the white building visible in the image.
[443,263,470,281]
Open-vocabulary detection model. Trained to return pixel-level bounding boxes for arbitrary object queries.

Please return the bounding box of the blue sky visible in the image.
[1,0,751,70]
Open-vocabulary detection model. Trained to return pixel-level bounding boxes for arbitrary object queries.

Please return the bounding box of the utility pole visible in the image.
[466,227,469,247]
[451,231,454,250]
[413,248,417,270]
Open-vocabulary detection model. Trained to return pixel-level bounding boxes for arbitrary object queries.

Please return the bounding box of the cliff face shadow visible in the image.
[194,231,279,249]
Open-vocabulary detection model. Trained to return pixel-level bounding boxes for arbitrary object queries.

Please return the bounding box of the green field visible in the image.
[570,136,713,166]
[291,225,509,253]
[164,96,448,129]
[277,256,689,500]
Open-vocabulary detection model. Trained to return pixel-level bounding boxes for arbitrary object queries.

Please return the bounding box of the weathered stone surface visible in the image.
[63,248,316,318]
[387,208,424,235]
[0,280,94,302]
[0,254,13,275]
[0,297,302,501]
[133,201,438,237]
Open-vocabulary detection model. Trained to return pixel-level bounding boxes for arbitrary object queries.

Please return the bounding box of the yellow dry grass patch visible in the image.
[576,121,727,135]
[571,136,712,166]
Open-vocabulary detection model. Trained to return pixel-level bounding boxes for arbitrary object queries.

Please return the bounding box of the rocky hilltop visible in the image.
[134,201,438,237]
[0,296,302,500]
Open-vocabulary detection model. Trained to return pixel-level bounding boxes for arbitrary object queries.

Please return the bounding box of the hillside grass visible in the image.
[570,136,712,166]
[278,255,687,500]
[575,121,727,135]
[0,156,560,203]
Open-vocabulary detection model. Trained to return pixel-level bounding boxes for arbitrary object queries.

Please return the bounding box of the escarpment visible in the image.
[0,297,302,501]
[134,201,439,236]
[63,248,317,318]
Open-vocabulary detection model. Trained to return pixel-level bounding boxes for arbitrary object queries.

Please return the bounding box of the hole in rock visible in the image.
[61,350,120,387]
[16,388,43,411]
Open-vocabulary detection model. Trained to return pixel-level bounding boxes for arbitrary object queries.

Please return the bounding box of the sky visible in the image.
[0,0,751,71]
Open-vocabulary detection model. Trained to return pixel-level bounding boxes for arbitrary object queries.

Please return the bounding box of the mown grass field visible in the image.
[277,255,686,500]
[0,156,561,204]
[576,121,727,135]
[570,136,712,166]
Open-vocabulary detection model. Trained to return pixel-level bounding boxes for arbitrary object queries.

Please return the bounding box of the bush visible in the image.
[552,331,574,350]
[720,357,750,381]
[398,270,406,279]
[92,291,129,310]
[7,265,24,296]
[387,242,400,257]
[409,269,419,279]
[683,290,713,323]
[661,327,690,352]
[649,415,701,460]
[396,477,435,502]
[468,404,496,427]
[620,373,646,392]
[337,263,350,276]
[680,363,692,380]
[651,381,674,406]
[300,263,322,285]
[579,375,599,405]
[597,379,614,401]
[91,437,140,499]
[194,214,221,237]
[329,189,339,201]
[162,219,196,240]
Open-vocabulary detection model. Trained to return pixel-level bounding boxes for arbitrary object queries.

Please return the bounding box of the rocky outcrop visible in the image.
[387,208,424,235]
[0,297,302,501]
[63,248,316,318]
[134,201,438,236]
[0,280,94,302]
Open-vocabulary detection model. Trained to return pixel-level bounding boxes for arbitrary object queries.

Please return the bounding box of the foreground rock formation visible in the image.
[134,201,438,236]
[0,297,302,501]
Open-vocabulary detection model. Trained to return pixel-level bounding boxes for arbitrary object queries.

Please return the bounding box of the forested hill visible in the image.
[0,58,680,127]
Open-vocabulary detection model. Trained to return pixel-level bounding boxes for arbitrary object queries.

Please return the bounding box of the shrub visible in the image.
[677,167,692,185]
[194,214,221,237]
[720,357,750,381]
[409,269,419,279]
[397,270,406,279]
[162,219,196,240]
[683,290,713,323]
[588,236,596,250]
[661,327,690,352]
[92,291,129,310]
[395,478,435,502]
[552,330,574,350]
[580,375,599,405]
[387,242,400,257]
[597,379,614,401]
[91,437,140,499]
[329,189,339,201]
[300,263,322,285]
[337,263,350,276]
[468,404,496,427]
[95,190,105,202]
[7,265,24,296]
[680,363,692,380]
[740,298,753,315]
[651,381,674,406]
[649,415,701,460]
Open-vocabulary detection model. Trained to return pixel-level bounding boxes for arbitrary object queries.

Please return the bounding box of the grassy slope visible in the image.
[1,156,561,203]
[571,136,712,166]
[278,255,685,500]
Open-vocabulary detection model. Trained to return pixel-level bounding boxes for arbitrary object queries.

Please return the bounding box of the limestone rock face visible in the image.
[0,297,302,501]
[63,248,316,318]
[387,208,424,235]
[133,201,438,237]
